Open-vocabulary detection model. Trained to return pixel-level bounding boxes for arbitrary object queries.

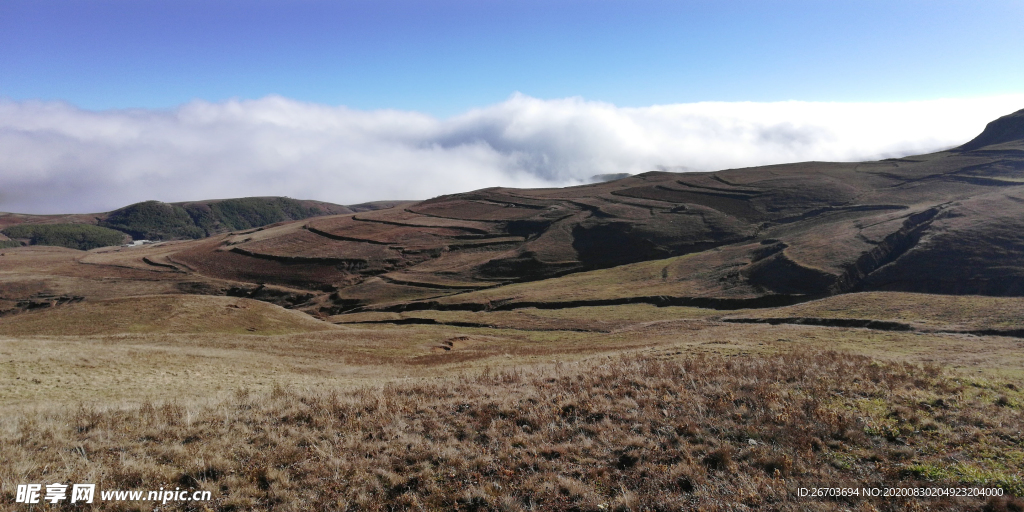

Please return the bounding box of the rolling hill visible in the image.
[0,197,409,249]
[152,107,1024,315]
[1,108,1022,319]
[2,109,1024,512]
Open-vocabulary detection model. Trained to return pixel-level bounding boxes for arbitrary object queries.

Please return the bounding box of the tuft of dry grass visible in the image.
[2,351,1022,510]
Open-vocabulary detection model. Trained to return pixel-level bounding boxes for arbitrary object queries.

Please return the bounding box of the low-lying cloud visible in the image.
[1,93,1022,214]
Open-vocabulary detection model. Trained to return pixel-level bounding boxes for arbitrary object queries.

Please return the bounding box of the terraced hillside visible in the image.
[151,108,1024,313]
[2,109,1023,318]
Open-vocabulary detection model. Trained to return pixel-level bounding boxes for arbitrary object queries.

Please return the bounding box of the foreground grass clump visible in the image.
[2,352,1022,511]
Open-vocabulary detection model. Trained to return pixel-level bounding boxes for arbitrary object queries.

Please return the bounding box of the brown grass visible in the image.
[331,304,725,332]
[3,289,1024,509]
[2,351,1022,510]
[726,292,1024,332]
[0,295,335,336]
[7,298,1024,409]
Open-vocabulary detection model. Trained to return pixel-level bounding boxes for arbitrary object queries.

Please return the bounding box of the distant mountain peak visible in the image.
[958,108,1024,151]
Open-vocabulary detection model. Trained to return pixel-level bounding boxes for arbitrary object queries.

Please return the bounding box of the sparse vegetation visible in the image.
[1,351,1021,510]
[0,223,127,250]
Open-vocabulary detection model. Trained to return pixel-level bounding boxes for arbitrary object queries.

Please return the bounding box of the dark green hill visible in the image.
[1,224,128,250]
[99,201,206,240]
[0,197,375,247]
[174,197,353,238]
[84,197,362,242]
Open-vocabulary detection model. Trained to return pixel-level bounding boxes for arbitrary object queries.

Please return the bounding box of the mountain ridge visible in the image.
[957,107,1024,151]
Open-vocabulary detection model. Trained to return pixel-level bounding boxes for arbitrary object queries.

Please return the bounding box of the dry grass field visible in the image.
[2,290,1024,510]
[2,349,1023,511]
[723,292,1024,333]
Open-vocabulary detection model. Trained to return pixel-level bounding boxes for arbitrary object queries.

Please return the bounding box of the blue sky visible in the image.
[3,0,1022,115]
[2,1,1023,213]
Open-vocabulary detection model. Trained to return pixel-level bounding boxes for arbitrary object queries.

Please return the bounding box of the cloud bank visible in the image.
[1,93,1022,214]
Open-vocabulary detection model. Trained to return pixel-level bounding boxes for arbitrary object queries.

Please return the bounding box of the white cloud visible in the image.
[0,93,1022,214]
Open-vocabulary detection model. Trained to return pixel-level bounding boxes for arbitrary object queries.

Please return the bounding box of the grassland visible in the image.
[1,290,1023,510]
[0,295,335,336]
[330,304,726,332]
[1,351,1022,511]
[722,292,1024,332]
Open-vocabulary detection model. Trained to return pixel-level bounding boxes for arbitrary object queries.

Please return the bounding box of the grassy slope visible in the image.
[0,295,335,336]
[2,289,1024,508]
[399,252,717,308]
[1,352,1021,511]
[333,304,728,332]
[723,292,1024,331]
[10,302,1024,407]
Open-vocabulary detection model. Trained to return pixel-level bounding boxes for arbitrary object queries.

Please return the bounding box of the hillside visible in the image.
[0,109,1021,316]
[0,294,335,336]
[5,351,1022,511]
[0,197,407,249]
[96,197,356,241]
[80,107,1017,315]
[1,223,129,250]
